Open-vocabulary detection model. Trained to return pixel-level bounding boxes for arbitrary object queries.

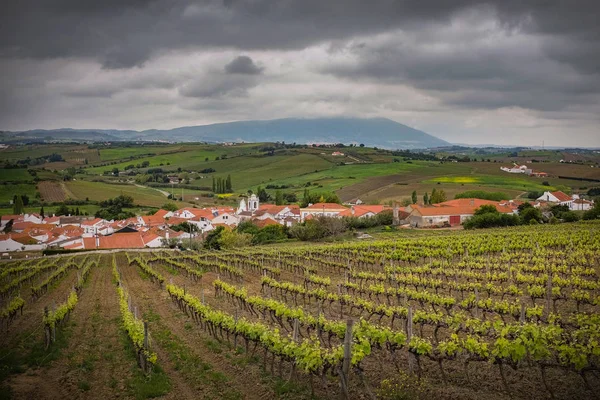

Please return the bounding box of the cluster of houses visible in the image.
[500,163,548,178]
[0,191,594,253]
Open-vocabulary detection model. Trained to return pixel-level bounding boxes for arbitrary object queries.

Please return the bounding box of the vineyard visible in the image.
[1,222,600,399]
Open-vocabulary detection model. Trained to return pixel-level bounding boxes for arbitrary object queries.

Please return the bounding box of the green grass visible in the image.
[65,180,179,208]
[263,160,440,194]
[143,308,242,400]
[99,145,188,162]
[0,183,38,204]
[423,175,556,192]
[119,328,171,399]
[0,169,34,182]
[0,204,101,217]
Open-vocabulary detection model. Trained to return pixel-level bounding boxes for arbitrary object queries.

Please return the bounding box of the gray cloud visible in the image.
[224,56,263,75]
[0,1,599,146]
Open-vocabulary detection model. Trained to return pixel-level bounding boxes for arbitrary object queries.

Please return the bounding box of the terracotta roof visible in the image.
[81,218,103,226]
[63,241,84,250]
[141,215,166,226]
[165,216,189,225]
[254,217,280,228]
[551,191,572,202]
[411,201,513,217]
[142,233,161,244]
[11,221,35,231]
[340,204,390,217]
[83,232,145,249]
[51,226,84,237]
[0,215,23,222]
[154,209,170,218]
[303,203,348,211]
[6,233,39,245]
[437,199,505,208]
[44,216,61,224]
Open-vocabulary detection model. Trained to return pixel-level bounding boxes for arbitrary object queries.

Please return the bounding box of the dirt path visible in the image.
[7,258,138,399]
[134,184,170,197]
[122,260,277,400]
[0,267,78,349]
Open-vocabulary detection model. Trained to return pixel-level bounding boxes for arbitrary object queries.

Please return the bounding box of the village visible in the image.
[0,190,593,253]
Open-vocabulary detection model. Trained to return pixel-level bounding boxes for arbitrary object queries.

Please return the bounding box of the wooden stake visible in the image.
[340,319,354,400]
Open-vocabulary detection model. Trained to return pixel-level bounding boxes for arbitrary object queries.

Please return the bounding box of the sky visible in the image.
[1,0,599,147]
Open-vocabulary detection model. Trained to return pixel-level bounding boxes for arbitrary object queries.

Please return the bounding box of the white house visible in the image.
[500,164,531,174]
[570,198,594,211]
[537,191,574,207]
[300,203,349,221]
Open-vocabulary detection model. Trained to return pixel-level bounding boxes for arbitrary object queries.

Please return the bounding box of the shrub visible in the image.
[561,211,579,222]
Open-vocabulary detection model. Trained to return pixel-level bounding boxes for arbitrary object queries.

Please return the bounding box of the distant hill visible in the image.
[2,117,450,149]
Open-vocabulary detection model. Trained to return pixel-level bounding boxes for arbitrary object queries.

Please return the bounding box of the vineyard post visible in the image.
[340,319,354,400]
[406,306,415,374]
[44,306,50,348]
[143,321,149,349]
[474,288,480,319]
[520,302,526,324]
[234,310,239,349]
[545,272,552,320]
[288,318,300,382]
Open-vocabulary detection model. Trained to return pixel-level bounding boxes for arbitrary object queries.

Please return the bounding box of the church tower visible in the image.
[248,194,259,213]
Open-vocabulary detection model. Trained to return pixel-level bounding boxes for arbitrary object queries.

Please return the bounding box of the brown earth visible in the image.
[37,181,67,203]
[120,255,279,400]
[7,256,137,399]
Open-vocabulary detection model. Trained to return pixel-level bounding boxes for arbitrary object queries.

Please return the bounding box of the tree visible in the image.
[275,190,284,205]
[359,143,365,147]
[212,177,216,193]
[112,167,119,175]
[226,174,232,192]
[411,191,417,205]
[583,203,600,220]
[162,202,178,212]
[203,226,225,249]
[430,189,447,204]
[423,192,429,205]
[283,192,297,203]
[474,204,499,215]
[13,195,24,215]
[257,186,270,202]
[55,204,70,216]
[520,207,542,224]
[40,205,45,220]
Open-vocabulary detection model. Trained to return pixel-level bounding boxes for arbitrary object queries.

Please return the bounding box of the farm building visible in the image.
[300,203,349,220]
[537,191,574,206]
[407,199,513,228]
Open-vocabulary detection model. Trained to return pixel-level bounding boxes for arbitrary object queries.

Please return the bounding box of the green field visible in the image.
[1,143,597,209]
[0,169,34,182]
[0,183,38,204]
[423,175,556,192]
[65,180,183,208]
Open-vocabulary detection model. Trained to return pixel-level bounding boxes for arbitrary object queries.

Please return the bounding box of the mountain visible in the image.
[2,117,450,149]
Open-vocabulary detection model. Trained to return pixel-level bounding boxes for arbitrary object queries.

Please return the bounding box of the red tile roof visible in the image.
[411,200,513,217]
[141,215,166,227]
[83,233,145,249]
[303,203,348,210]
[551,191,572,202]
[81,218,103,226]
[154,209,170,218]
[254,218,280,228]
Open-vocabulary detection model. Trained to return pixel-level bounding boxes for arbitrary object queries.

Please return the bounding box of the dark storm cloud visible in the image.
[224,56,263,75]
[2,1,596,70]
[0,0,599,146]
